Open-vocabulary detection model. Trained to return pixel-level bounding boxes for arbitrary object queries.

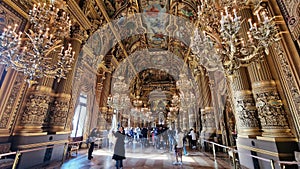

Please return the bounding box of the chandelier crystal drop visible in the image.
[192,1,280,75]
[0,1,74,83]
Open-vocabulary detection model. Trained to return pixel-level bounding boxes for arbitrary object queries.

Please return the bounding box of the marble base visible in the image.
[11,133,69,169]
[237,137,299,169]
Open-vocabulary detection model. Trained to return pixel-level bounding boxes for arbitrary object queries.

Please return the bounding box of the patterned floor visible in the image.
[58,142,232,169]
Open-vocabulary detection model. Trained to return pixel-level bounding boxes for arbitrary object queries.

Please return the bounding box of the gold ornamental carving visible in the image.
[235,99,259,128]
[277,0,300,40]
[272,41,300,137]
[48,97,70,129]
[20,94,50,126]
[252,80,292,137]
[233,90,260,137]
[255,91,289,129]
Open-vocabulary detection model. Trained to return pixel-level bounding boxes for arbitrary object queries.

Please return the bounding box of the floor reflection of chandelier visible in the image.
[0,1,74,83]
[191,1,280,75]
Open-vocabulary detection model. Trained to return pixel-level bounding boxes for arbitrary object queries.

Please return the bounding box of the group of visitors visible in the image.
[86,126,199,168]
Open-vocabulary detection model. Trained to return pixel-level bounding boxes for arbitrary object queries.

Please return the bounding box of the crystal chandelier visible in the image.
[176,73,193,92]
[107,75,131,111]
[113,76,129,93]
[107,93,130,111]
[133,95,143,107]
[191,1,280,75]
[0,1,74,83]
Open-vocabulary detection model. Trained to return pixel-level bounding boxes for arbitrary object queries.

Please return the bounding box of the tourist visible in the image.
[112,126,126,169]
[87,128,98,160]
[173,128,184,165]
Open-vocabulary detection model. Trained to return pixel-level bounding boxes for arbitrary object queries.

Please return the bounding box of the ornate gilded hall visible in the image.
[0,0,299,169]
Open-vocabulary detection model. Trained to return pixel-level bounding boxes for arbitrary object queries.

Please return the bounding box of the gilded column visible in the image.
[48,27,86,133]
[200,70,216,139]
[248,60,293,137]
[229,68,261,137]
[99,72,112,130]
[227,7,261,138]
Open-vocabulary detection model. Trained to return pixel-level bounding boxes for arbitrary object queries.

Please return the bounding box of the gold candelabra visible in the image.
[0,1,74,83]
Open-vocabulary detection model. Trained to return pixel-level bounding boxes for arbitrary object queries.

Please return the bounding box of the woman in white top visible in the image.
[189,128,197,149]
[174,128,184,165]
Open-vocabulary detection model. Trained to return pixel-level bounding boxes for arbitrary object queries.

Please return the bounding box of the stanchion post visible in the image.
[12,151,21,169]
[232,149,237,169]
[270,159,275,169]
[212,143,216,160]
[62,142,69,164]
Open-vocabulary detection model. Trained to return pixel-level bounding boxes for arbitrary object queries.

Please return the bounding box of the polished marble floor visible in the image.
[56,142,232,169]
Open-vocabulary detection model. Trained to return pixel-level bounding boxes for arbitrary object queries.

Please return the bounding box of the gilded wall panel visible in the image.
[0,73,26,134]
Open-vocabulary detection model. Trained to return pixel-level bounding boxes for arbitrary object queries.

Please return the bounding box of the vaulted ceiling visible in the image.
[78,0,203,109]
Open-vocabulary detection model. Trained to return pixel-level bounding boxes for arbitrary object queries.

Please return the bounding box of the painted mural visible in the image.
[142,1,168,49]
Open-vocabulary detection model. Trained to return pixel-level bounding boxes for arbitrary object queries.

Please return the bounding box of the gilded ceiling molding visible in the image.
[66,0,92,30]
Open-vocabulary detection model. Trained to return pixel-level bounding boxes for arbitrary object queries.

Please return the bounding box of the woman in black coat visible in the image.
[112,126,126,169]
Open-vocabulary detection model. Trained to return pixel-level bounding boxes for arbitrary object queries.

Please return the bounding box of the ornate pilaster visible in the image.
[229,68,261,137]
[0,70,27,136]
[208,78,221,135]
[14,86,52,134]
[248,60,293,137]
